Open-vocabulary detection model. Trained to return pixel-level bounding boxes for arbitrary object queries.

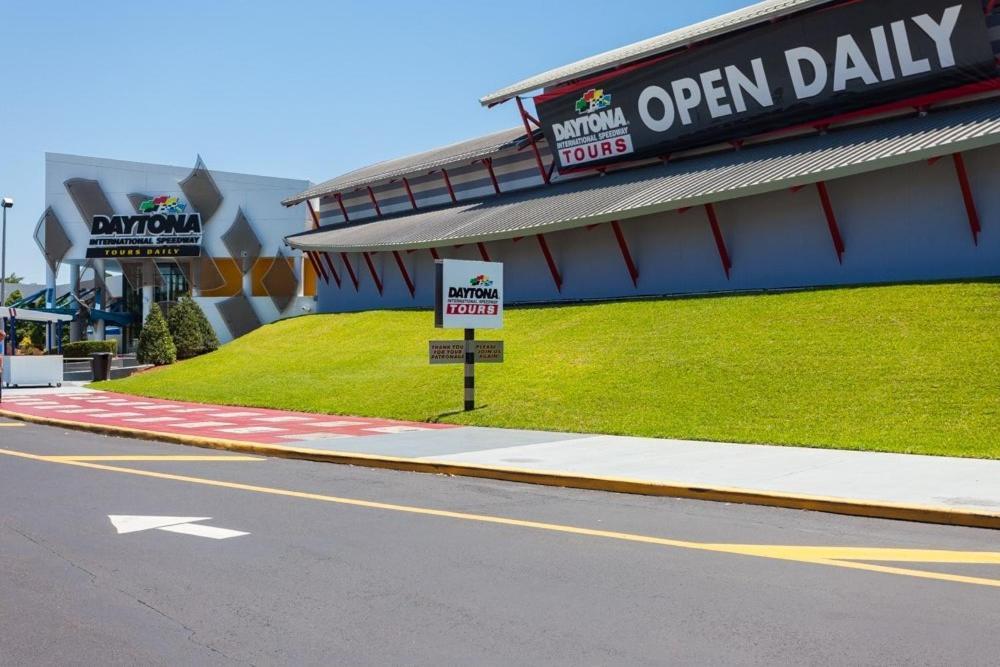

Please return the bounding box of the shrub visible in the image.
[166,297,219,359]
[193,300,219,354]
[136,304,176,366]
[61,340,118,358]
[167,298,203,360]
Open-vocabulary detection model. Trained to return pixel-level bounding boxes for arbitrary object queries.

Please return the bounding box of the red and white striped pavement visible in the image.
[0,390,454,445]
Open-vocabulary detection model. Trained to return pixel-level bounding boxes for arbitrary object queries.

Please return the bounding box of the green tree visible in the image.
[2,272,23,284]
[136,304,176,366]
[166,297,219,359]
[166,298,202,360]
[4,289,22,306]
[191,298,219,354]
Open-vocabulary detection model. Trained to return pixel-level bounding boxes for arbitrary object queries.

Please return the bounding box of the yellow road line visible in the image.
[3,406,997,530]
[1,446,997,588]
[40,455,265,462]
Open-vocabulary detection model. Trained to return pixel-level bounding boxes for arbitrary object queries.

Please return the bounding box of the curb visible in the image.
[3,407,999,531]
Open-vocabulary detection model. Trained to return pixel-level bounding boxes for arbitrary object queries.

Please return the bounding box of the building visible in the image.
[33,153,315,348]
[284,0,1000,312]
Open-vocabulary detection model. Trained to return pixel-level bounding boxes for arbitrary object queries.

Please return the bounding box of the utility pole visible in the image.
[0,198,13,307]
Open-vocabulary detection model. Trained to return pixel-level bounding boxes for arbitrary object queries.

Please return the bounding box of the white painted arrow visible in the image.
[108,515,249,540]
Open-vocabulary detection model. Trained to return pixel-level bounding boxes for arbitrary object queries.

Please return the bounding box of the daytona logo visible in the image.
[448,287,500,300]
[551,99,636,168]
[91,213,202,236]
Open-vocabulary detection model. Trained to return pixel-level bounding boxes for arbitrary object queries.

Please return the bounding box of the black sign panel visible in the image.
[86,212,203,259]
[536,0,996,171]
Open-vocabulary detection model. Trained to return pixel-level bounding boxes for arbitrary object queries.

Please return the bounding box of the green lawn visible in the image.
[96,281,1000,459]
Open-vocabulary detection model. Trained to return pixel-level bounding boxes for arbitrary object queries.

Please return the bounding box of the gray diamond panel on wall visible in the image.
[64,178,114,227]
[179,155,224,224]
[34,207,72,271]
[261,250,299,314]
[222,207,262,274]
[195,255,227,293]
[217,294,262,339]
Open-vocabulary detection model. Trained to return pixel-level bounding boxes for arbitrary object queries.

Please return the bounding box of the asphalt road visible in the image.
[1,418,998,666]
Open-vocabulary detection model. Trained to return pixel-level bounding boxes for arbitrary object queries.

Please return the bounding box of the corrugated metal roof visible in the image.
[480,0,836,107]
[286,102,1000,253]
[283,127,528,207]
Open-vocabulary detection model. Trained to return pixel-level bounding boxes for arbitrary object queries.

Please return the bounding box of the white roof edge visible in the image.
[1,308,74,323]
[480,0,836,106]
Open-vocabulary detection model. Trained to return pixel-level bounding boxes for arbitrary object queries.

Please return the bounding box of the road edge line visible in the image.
[2,407,997,531]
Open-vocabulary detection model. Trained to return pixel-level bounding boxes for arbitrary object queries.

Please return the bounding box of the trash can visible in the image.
[90,352,113,381]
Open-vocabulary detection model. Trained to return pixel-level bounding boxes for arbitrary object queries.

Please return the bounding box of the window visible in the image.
[154,263,191,304]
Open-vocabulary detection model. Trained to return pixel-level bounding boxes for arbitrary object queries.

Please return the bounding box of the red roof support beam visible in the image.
[815,182,846,264]
[703,204,732,280]
[322,252,342,288]
[477,242,491,262]
[610,220,640,287]
[429,248,441,261]
[402,177,418,210]
[305,199,321,229]
[482,158,502,195]
[305,200,343,285]
[366,186,383,218]
[340,252,360,291]
[362,252,383,296]
[536,234,562,292]
[441,168,458,204]
[335,193,350,222]
[392,251,415,298]
[310,251,330,284]
[516,96,551,185]
[305,251,328,285]
[951,152,982,245]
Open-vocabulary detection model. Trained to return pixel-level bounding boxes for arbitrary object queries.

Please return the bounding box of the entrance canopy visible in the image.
[287,102,1000,254]
[1,308,73,323]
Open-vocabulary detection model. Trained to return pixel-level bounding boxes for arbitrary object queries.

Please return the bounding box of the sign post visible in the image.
[433,259,504,411]
[464,328,475,412]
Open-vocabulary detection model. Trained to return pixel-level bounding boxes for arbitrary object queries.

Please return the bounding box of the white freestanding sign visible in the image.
[432,259,504,412]
[434,259,504,330]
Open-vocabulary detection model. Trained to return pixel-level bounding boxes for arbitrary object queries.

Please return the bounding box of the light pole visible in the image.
[1,197,12,307]
[0,198,11,360]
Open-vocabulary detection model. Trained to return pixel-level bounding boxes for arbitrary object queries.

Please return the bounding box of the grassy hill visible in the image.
[96,281,1000,459]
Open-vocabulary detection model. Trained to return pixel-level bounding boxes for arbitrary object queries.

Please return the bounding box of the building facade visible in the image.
[34,153,316,347]
[284,0,1000,313]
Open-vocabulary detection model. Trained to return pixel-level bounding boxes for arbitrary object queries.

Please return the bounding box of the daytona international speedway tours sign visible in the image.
[434,259,504,330]
[86,195,203,258]
[535,0,996,171]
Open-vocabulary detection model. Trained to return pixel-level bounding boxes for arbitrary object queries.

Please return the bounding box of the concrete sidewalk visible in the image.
[3,386,999,529]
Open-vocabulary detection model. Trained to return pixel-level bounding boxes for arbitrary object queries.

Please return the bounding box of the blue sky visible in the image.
[1,0,749,283]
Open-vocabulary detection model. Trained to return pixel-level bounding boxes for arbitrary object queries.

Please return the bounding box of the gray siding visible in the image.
[316,142,1000,313]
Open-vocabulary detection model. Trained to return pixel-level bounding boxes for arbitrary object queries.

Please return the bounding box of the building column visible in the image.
[45,264,57,309]
[142,284,155,322]
[69,264,83,342]
[93,259,106,341]
[45,263,58,350]
[188,260,201,298]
